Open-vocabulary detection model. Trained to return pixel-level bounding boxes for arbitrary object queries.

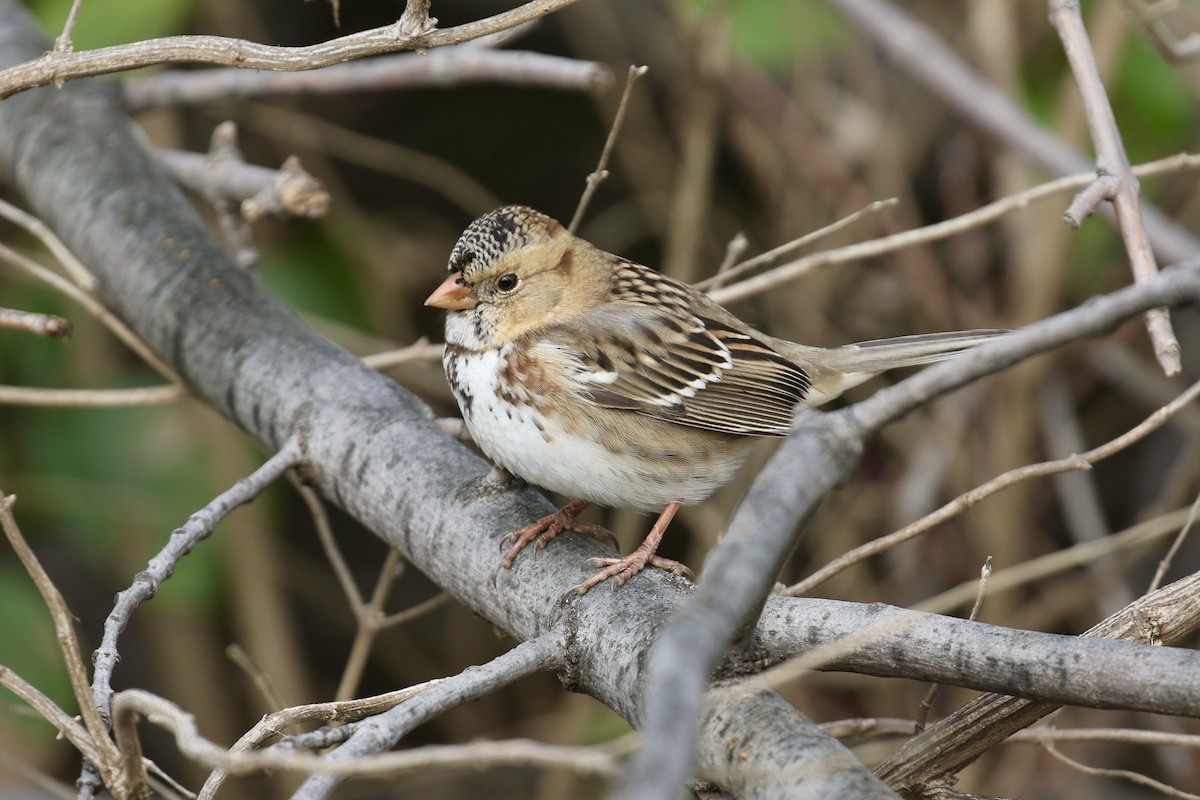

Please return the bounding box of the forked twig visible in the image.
[1049,0,1181,375]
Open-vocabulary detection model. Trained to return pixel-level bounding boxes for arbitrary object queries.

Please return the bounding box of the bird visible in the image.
[426,205,1003,596]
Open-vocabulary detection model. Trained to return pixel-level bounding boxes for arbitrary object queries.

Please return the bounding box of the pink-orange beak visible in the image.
[424,270,477,310]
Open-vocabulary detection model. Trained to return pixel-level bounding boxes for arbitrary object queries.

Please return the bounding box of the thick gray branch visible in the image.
[759,597,1200,717]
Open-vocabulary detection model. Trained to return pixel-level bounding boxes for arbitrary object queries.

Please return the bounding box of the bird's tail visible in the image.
[776,329,1008,406]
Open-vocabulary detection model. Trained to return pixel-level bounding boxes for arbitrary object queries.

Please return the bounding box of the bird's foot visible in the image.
[564,553,694,598]
[561,499,689,598]
[497,499,616,569]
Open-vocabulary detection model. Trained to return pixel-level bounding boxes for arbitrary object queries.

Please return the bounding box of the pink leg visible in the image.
[566,500,692,596]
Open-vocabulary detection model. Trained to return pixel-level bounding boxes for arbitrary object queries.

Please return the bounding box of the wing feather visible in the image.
[544,305,810,437]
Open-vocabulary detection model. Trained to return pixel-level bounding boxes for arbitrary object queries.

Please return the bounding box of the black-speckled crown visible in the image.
[447,206,560,279]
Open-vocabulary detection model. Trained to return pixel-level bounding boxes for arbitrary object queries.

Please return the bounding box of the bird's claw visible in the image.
[560,553,694,600]
[496,499,607,570]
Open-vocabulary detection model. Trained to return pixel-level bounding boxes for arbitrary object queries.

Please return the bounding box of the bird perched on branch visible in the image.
[426,206,1002,596]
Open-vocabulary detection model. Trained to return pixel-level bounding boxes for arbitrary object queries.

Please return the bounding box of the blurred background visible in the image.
[2,0,1200,797]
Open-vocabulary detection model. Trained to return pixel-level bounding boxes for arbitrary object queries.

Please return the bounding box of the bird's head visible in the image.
[426,206,606,346]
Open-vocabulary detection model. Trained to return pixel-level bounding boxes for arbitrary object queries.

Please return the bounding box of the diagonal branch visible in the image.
[91,439,302,729]
[1049,0,1180,374]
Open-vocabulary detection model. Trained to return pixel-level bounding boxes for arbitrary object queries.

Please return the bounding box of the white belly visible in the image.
[447,347,739,511]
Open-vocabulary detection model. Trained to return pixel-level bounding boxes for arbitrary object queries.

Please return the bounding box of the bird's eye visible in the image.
[496,273,519,292]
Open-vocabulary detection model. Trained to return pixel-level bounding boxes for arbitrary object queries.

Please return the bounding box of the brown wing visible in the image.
[543,305,811,437]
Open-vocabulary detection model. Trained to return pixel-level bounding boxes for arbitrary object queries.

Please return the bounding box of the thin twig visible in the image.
[1041,738,1200,799]
[125,49,612,110]
[226,645,287,713]
[296,481,364,609]
[1147,487,1200,594]
[708,153,1200,306]
[0,664,100,765]
[0,196,95,289]
[336,549,405,701]
[52,0,85,53]
[568,64,648,234]
[914,507,1195,618]
[914,557,991,733]
[125,18,544,112]
[290,637,563,799]
[1125,0,1200,61]
[0,0,588,100]
[360,338,445,370]
[694,198,898,291]
[703,232,749,291]
[198,680,444,800]
[826,0,1198,264]
[111,688,618,780]
[0,307,71,338]
[786,376,1200,596]
[1011,727,1200,748]
[0,384,187,407]
[1050,0,1181,374]
[380,592,451,628]
[0,241,177,380]
[91,440,304,729]
[0,496,125,788]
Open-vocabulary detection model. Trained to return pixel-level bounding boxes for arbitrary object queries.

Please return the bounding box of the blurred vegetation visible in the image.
[3,0,1200,798]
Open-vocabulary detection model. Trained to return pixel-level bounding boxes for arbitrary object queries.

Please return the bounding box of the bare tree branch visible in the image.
[0,664,99,765]
[124,48,612,111]
[156,140,330,222]
[91,439,302,729]
[198,679,444,799]
[824,0,1199,265]
[614,251,1200,798]
[787,376,1200,596]
[289,636,562,798]
[569,64,648,233]
[1049,0,1180,374]
[0,0,587,100]
[0,495,124,790]
[111,687,618,780]
[0,306,70,337]
[875,566,1200,791]
[0,384,186,406]
[707,154,1200,306]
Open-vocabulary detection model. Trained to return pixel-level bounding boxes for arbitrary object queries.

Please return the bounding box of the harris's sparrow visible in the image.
[426,206,1003,595]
